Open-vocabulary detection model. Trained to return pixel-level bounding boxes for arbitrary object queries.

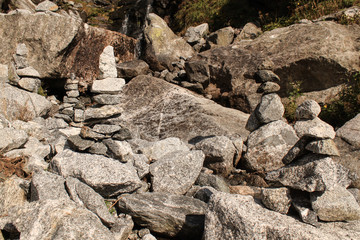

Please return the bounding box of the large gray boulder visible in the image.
[117,75,249,142]
[143,13,195,70]
[9,199,115,240]
[0,84,52,121]
[0,10,136,79]
[204,191,360,240]
[0,128,28,153]
[244,120,299,172]
[336,113,360,149]
[117,192,207,239]
[266,155,355,192]
[50,149,142,197]
[186,21,360,112]
[149,150,204,195]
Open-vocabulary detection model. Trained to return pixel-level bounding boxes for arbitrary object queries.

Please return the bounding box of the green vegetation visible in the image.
[284,81,303,123]
[105,200,117,215]
[319,72,360,128]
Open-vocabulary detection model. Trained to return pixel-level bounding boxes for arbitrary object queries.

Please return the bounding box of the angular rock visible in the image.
[99,45,117,79]
[311,185,360,221]
[294,117,336,139]
[84,104,123,121]
[93,94,122,105]
[88,142,108,156]
[0,128,28,153]
[194,186,217,203]
[244,120,299,172]
[295,100,321,120]
[336,113,360,149]
[66,90,79,98]
[255,93,284,124]
[67,134,95,151]
[305,139,340,156]
[51,149,142,197]
[118,192,207,239]
[261,187,291,214]
[254,70,280,83]
[91,78,125,94]
[266,155,355,192]
[103,139,133,162]
[10,199,115,240]
[0,64,8,84]
[204,192,360,240]
[228,185,262,198]
[18,77,41,92]
[0,84,52,121]
[184,23,209,44]
[143,13,195,70]
[35,0,59,12]
[80,126,106,140]
[93,124,121,135]
[30,171,69,201]
[132,154,150,179]
[139,137,189,162]
[150,150,204,195]
[292,201,319,227]
[117,75,249,142]
[74,109,84,122]
[16,66,40,78]
[235,22,262,41]
[194,136,236,176]
[0,176,27,216]
[207,26,234,48]
[65,177,116,226]
[117,60,149,79]
[195,172,230,193]
[245,111,261,131]
[257,81,281,94]
[112,128,132,141]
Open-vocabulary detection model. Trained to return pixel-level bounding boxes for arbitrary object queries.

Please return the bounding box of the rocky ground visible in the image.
[1,1,360,240]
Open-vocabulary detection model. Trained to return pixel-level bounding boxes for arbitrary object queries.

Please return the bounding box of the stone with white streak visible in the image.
[99,46,117,79]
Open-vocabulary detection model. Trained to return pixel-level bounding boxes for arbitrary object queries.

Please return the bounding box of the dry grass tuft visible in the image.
[0,152,31,182]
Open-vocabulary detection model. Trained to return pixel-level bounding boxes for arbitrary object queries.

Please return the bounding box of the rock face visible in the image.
[244,120,299,172]
[50,149,142,197]
[117,75,249,142]
[336,113,360,149]
[0,10,136,79]
[143,13,195,70]
[204,191,360,240]
[186,21,360,111]
[117,192,207,239]
[0,128,28,153]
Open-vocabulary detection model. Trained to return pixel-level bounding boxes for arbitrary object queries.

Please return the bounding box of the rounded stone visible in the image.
[295,100,321,120]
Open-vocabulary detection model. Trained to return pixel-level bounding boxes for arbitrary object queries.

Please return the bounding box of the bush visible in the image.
[284,81,303,123]
[319,72,360,128]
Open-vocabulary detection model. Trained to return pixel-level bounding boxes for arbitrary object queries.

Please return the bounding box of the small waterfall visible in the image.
[135,0,153,58]
[120,13,129,36]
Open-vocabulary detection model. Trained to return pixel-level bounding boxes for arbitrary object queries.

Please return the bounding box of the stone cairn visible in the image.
[243,68,359,226]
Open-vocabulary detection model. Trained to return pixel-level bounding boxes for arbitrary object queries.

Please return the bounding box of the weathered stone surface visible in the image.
[99,46,117,79]
[195,172,230,193]
[311,185,360,221]
[143,13,195,70]
[91,78,126,94]
[112,128,132,141]
[16,66,40,78]
[140,137,189,162]
[93,94,122,105]
[18,77,41,92]
[0,176,27,216]
[103,139,133,162]
[296,100,321,120]
[51,149,142,197]
[257,81,281,94]
[261,187,291,214]
[245,111,261,131]
[0,11,136,79]
[10,199,115,240]
[80,126,106,140]
[66,90,79,98]
[88,142,108,156]
[65,177,116,226]
[235,22,262,41]
[117,75,249,142]
[194,186,217,203]
[0,84,52,121]
[293,201,319,227]
[8,0,36,13]
[184,23,209,44]
[254,70,280,83]
[255,93,284,124]
[92,124,121,135]
[194,136,236,176]
[117,60,149,79]
[84,104,123,121]
[186,22,360,112]
[35,0,59,12]
[132,154,150,179]
[67,134,95,151]
[294,117,336,139]
[0,64,8,84]
[207,26,234,48]
[266,155,355,192]
[336,113,360,149]
[150,150,204,195]
[228,185,262,198]
[244,120,299,172]
[0,128,28,153]
[306,139,340,156]
[204,192,360,240]
[118,192,207,239]
[30,171,69,201]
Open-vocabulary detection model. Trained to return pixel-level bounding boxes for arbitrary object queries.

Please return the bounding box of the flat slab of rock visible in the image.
[204,191,360,240]
[93,94,122,105]
[84,104,123,121]
[51,149,142,197]
[91,78,125,94]
[150,150,204,195]
[294,117,336,139]
[117,75,249,142]
[306,139,340,156]
[244,120,299,172]
[30,171,69,201]
[117,60,149,79]
[117,192,207,239]
[336,113,360,149]
[266,155,355,192]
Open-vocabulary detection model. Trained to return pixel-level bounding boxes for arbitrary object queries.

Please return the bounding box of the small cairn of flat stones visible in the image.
[242,68,360,226]
[10,43,41,93]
